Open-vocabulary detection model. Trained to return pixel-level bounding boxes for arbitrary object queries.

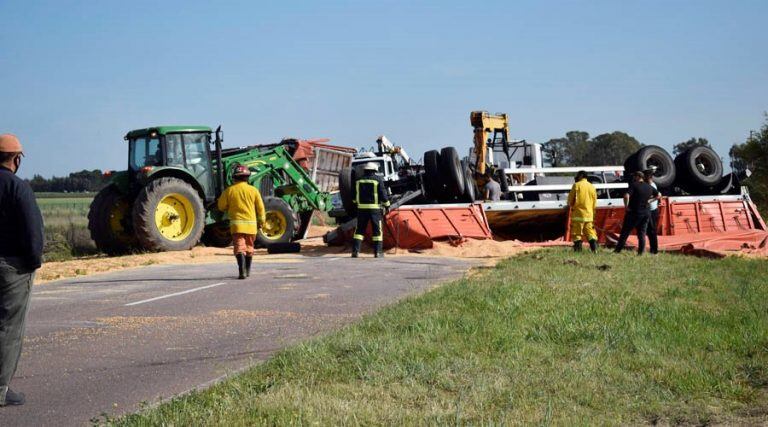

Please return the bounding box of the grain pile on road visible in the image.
[411,238,532,259]
[35,246,233,284]
[36,224,529,285]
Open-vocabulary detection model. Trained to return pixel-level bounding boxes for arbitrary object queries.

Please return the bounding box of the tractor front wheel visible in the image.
[132,178,205,251]
[88,185,138,255]
[256,197,299,246]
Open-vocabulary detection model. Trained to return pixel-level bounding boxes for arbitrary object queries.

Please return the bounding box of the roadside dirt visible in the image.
[36,225,530,285]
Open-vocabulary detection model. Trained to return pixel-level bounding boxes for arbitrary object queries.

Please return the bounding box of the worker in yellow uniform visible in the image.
[352,162,390,258]
[567,170,598,252]
[217,165,266,279]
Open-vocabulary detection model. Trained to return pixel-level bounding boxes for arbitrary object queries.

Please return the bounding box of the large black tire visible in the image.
[132,178,206,251]
[201,224,232,248]
[338,167,356,217]
[626,146,676,188]
[256,197,299,246]
[622,152,638,180]
[674,146,723,192]
[88,185,138,255]
[423,150,443,201]
[439,146,465,199]
[706,173,734,195]
[460,160,477,202]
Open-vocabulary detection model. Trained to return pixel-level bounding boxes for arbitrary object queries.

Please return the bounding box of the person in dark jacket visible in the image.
[644,168,662,254]
[614,171,659,255]
[0,134,43,406]
[351,162,390,258]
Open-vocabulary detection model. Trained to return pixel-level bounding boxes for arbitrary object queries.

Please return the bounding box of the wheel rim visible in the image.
[262,210,288,241]
[647,158,665,176]
[694,155,715,176]
[109,200,129,234]
[154,193,196,241]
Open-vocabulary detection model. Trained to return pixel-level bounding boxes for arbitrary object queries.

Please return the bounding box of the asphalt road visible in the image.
[0,254,473,426]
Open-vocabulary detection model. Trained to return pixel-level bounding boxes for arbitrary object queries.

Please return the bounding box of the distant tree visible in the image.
[673,137,711,156]
[731,114,768,214]
[570,131,642,166]
[27,169,108,193]
[542,137,569,166]
[565,131,589,145]
[541,131,590,167]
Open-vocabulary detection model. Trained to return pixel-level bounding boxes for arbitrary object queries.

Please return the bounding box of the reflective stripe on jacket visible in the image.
[567,178,597,222]
[354,173,390,210]
[217,181,266,235]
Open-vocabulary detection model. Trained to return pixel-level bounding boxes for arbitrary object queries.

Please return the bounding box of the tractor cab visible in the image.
[125,126,216,202]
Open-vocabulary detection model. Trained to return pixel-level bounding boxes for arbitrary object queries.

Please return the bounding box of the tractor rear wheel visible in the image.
[132,178,205,251]
[256,197,299,246]
[201,224,232,248]
[88,185,138,255]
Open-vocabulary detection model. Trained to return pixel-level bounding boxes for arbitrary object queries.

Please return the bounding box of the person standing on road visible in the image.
[567,170,598,252]
[614,171,660,255]
[0,134,44,407]
[351,162,390,258]
[644,169,663,254]
[483,171,502,201]
[217,165,266,279]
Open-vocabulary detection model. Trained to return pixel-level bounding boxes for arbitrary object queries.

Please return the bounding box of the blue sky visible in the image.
[1,0,766,178]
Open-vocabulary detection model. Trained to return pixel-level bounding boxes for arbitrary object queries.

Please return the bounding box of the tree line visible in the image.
[27,169,109,193]
[541,132,716,167]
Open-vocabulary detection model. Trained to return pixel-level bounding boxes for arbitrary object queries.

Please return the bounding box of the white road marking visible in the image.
[327,257,342,262]
[124,282,227,307]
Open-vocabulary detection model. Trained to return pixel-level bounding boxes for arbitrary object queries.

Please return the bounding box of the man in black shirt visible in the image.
[0,134,44,406]
[614,171,659,255]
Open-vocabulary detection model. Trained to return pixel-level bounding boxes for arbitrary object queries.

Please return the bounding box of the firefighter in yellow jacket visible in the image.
[567,170,598,252]
[217,165,266,279]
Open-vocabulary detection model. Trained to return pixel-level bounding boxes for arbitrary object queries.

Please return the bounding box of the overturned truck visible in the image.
[326,111,765,249]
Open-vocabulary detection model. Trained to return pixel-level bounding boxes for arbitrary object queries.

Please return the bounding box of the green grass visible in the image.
[35,192,96,199]
[112,249,768,425]
[36,195,96,261]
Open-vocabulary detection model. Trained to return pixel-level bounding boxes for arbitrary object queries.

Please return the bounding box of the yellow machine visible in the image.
[470,111,511,177]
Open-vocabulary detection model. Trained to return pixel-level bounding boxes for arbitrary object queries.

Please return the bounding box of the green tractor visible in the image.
[88,126,332,255]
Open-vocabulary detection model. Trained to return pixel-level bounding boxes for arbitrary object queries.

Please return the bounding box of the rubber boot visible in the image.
[351,239,361,258]
[589,239,598,253]
[245,255,253,277]
[0,388,25,406]
[573,240,583,252]
[236,254,246,279]
[374,242,384,258]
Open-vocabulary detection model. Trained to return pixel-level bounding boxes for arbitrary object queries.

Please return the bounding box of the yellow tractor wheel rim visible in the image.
[262,210,288,240]
[154,193,196,242]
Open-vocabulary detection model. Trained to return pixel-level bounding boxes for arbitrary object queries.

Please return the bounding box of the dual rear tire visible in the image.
[623,145,730,195]
[423,146,470,202]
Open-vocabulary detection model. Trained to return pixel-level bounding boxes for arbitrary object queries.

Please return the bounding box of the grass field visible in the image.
[36,194,96,261]
[111,249,768,425]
